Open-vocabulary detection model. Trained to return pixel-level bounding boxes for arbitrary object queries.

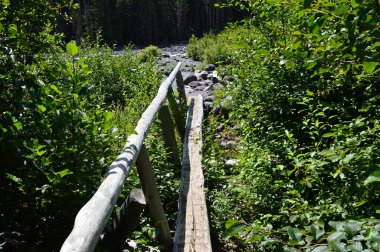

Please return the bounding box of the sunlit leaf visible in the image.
[66,42,79,56]
[364,171,380,185]
[363,62,378,74]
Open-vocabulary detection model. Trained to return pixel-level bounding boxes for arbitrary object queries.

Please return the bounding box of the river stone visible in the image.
[212,76,219,83]
[200,71,208,80]
[207,73,213,79]
[205,64,216,71]
[195,86,205,91]
[205,96,215,102]
[189,81,200,88]
[224,75,235,82]
[213,83,224,90]
[184,75,198,85]
[204,102,214,111]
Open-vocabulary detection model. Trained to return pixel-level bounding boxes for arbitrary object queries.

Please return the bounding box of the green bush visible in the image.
[187,33,235,64]
[137,45,162,62]
[203,0,380,251]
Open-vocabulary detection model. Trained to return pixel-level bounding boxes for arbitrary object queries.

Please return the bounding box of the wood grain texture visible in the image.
[136,144,173,251]
[102,189,146,252]
[173,95,212,252]
[61,62,182,252]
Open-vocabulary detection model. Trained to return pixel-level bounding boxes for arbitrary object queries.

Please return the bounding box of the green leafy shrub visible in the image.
[203,0,380,251]
[137,45,162,62]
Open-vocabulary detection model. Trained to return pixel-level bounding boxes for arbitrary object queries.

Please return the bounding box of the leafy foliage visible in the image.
[202,0,380,250]
[0,1,162,250]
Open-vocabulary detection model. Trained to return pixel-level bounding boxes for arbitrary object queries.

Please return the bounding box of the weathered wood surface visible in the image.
[159,105,181,167]
[102,189,146,252]
[173,95,212,252]
[175,71,187,116]
[61,62,182,252]
[167,88,186,141]
[136,144,173,251]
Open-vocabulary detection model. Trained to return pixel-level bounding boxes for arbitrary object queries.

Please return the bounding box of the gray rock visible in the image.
[204,85,214,92]
[184,75,198,85]
[207,73,213,79]
[162,53,170,58]
[195,86,205,91]
[189,81,200,88]
[205,64,216,71]
[200,71,208,80]
[205,79,212,85]
[195,70,202,74]
[212,76,219,83]
[224,75,234,82]
[204,102,214,111]
[205,96,215,102]
[213,83,225,90]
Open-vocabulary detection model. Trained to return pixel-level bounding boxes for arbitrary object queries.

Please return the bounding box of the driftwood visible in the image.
[61,62,182,252]
[102,188,146,252]
[173,95,212,252]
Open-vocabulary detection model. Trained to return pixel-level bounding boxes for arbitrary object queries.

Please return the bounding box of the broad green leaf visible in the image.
[225,219,239,229]
[8,24,17,38]
[322,132,335,138]
[364,171,380,185]
[287,227,302,241]
[363,62,378,74]
[66,42,79,56]
[347,241,363,251]
[311,225,325,240]
[2,0,10,6]
[305,61,317,70]
[311,246,328,252]
[103,111,113,121]
[14,121,22,131]
[50,85,62,95]
[350,0,360,8]
[223,222,245,240]
[327,231,346,242]
[329,241,347,252]
[342,222,360,236]
[342,153,355,164]
[37,105,47,112]
[56,169,73,178]
[353,199,368,207]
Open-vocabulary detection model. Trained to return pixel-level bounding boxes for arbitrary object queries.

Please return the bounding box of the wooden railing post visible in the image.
[136,144,173,251]
[102,189,146,252]
[175,71,187,114]
[167,88,186,142]
[158,105,181,167]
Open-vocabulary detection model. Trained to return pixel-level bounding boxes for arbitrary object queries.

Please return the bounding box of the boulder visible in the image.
[224,75,235,82]
[205,96,215,102]
[189,81,200,88]
[200,71,208,80]
[184,75,198,85]
[213,83,225,90]
[195,86,205,91]
[207,73,213,79]
[205,64,216,71]
[212,76,219,84]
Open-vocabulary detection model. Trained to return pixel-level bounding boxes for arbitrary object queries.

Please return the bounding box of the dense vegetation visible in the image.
[62,0,243,45]
[189,0,380,251]
[2,0,380,251]
[0,0,181,251]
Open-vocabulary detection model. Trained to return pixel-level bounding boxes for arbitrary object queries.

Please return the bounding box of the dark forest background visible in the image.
[59,0,243,46]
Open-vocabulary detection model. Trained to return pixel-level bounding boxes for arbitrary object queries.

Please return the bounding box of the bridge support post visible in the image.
[102,188,146,252]
[159,105,181,167]
[136,144,173,251]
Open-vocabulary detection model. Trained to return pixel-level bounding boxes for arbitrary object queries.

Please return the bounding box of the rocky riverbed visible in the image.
[158,44,233,112]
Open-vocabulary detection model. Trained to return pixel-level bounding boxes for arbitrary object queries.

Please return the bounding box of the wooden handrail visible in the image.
[61,62,183,252]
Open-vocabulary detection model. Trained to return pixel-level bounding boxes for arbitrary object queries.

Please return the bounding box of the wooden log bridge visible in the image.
[61,62,212,252]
